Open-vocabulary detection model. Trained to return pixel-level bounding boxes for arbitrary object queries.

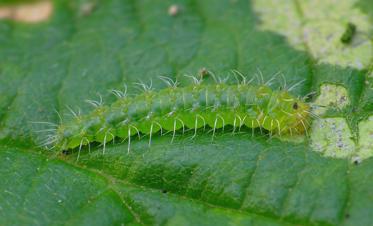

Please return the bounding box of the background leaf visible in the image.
[0,0,372,225]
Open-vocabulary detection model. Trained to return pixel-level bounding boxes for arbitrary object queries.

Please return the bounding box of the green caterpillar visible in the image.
[41,76,311,155]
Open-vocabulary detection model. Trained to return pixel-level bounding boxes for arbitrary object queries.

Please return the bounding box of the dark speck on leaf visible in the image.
[340,22,356,44]
[199,67,209,78]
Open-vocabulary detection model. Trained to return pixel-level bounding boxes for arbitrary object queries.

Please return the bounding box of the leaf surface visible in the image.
[0,0,372,225]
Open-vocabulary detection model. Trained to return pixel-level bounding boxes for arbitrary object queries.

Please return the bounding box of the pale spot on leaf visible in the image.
[356,116,373,161]
[313,84,349,115]
[310,118,355,159]
[253,0,372,69]
[168,4,180,17]
[0,1,53,23]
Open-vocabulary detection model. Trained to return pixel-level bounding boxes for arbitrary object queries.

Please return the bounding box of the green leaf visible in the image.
[0,0,372,225]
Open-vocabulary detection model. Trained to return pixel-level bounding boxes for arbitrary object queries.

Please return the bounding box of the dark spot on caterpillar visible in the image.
[353,159,360,165]
[161,189,168,194]
[340,22,356,44]
[199,67,209,78]
[345,213,350,219]
[293,102,298,110]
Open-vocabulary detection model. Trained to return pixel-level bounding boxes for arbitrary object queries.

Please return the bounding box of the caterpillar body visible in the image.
[45,79,310,154]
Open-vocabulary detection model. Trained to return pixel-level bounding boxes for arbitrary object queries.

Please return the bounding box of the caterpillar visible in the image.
[38,74,311,157]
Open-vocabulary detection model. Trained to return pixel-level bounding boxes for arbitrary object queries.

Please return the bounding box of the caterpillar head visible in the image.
[278,93,310,134]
